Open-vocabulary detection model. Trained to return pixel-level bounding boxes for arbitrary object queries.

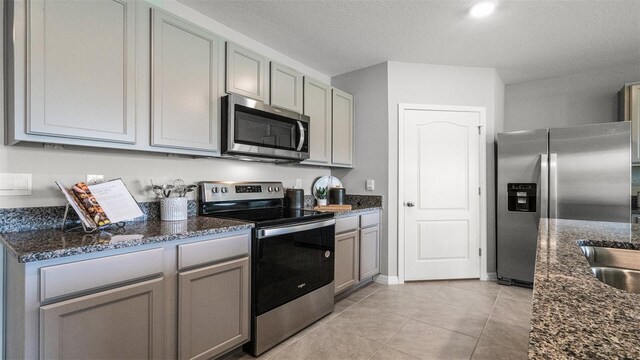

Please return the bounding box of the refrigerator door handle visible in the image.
[549,153,558,218]
[540,153,549,218]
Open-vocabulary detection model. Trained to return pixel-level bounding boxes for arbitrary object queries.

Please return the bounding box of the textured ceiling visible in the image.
[178,0,640,84]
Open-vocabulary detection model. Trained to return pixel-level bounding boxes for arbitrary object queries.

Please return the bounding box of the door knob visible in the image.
[406,202,415,207]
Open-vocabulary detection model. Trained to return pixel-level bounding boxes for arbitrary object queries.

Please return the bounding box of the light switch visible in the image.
[0,174,13,190]
[0,173,32,196]
[365,179,375,191]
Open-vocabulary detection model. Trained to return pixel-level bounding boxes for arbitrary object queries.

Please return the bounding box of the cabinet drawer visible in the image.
[40,248,163,303]
[178,233,250,270]
[335,216,359,234]
[360,212,380,228]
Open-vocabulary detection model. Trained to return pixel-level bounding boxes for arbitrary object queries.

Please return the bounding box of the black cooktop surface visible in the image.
[204,207,334,227]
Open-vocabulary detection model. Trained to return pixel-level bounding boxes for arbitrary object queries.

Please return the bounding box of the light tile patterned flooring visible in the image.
[222,280,533,360]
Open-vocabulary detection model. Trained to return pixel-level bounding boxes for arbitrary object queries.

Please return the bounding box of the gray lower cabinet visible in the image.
[151,9,221,152]
[335,230,359,294]
[331,88,354,167]
[334,211,380,295]
[359,225,380,279]
[226,42,269,101]
[40,277,164,359]
[302,77,332,165]
[27,0,136,143]
[270,62,303,113]
[4,230,252,359]
[178,256,250,360]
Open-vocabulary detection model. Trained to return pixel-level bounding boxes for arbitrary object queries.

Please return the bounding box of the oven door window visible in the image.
[234,105,308,152]
[254,225,334,315]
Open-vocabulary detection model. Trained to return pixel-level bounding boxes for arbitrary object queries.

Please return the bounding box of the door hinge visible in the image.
[478,187,481,196]
[477,125,483,135]
[479,248,482,257]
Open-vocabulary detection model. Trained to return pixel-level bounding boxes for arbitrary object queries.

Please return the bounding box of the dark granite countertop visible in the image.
[529,219,640,359]
[0,217,253,263]
[329,205,382,217]
[304,205,382,217]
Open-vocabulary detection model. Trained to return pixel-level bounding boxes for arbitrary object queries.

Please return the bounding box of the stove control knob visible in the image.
[211,187,219,194]
[274,186,280,192]
[268,186,273,192]
[221,187,228,193]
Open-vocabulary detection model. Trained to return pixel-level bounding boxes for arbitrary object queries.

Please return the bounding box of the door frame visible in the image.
[397,103,487,284]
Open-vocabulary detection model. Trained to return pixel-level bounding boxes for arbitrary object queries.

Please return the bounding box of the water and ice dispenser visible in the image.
[507,183,537,212]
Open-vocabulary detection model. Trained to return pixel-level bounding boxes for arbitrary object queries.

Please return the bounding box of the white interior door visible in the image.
[403,108,481,280]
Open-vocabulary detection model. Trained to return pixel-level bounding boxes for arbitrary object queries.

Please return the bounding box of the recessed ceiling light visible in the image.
[469,1,497,18]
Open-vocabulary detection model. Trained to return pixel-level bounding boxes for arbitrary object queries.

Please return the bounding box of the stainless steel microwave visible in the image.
[222,94,310,161]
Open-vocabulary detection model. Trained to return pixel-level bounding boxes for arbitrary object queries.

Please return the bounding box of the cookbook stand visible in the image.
[60,204,126,233]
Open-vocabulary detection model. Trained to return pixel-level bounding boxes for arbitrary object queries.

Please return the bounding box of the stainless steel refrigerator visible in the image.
[497,122,631,285]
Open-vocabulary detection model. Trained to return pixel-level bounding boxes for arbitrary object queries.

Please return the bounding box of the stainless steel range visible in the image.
[199,181,335,356]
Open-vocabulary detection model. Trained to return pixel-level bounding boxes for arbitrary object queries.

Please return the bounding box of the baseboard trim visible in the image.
[481,272,497,281]
[374,275,399,285]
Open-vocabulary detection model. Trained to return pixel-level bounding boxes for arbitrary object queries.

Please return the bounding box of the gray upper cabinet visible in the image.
[27,0,136,143]
[270,62,303,112]
[151,10,221,152]
[302,78,332,165]
[40,277,164,359]
[331,88,354,167]
[226,42,268,102]
[178,257,250,360]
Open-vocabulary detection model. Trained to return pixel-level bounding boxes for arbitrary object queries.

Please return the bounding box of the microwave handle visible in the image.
[296,121,305,151]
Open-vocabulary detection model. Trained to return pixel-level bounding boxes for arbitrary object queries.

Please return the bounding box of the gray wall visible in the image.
[387,61,504,279]
[504,62,640,132]
[332,63,389,275]
[332,61,504,279]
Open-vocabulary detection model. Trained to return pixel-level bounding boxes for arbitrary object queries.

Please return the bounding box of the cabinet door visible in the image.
[28,0,136,143]
[631,85,640,163]
[270,62,303,112]
[226,42,268,101]
[40,278,163,359]
[360,225,380,279]
[335,230,359,294]
[302,78,332,165]
[178,257,250,360]
[332,88,354,167]
[151,10,220,152]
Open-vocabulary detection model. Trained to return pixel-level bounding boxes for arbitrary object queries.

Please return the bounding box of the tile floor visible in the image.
[222,280,533,360]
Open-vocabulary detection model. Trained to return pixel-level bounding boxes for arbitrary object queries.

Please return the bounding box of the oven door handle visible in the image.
[257,219,336,239]
[296,120,305,151]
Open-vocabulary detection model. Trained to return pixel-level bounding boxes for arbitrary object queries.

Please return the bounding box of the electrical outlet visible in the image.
[295,179,303,188]
[0,173,32,196]
[86,174,104,185]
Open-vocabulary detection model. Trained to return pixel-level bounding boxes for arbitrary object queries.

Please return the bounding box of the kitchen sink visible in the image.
[590,267,640,294]
[580,246,640,294]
